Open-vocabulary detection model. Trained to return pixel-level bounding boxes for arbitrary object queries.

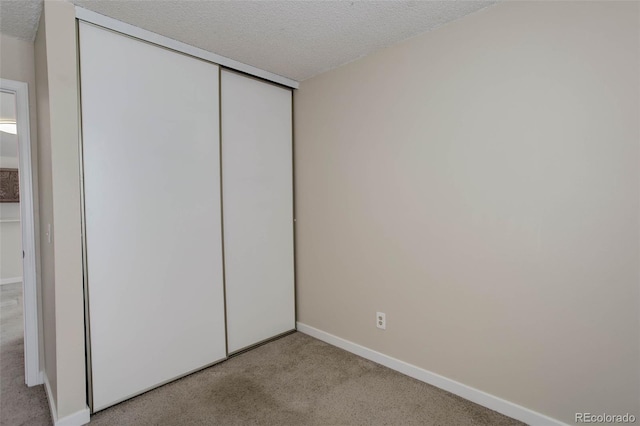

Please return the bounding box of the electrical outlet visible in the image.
[376,312,386,330]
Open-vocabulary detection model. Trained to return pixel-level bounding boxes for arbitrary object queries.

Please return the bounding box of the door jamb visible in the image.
[1,78,42,386]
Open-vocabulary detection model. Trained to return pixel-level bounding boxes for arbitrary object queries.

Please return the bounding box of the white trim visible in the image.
[44,373,91,426]
[44,373,57,423]
[0,219,21,223]
[1,79,42,387]
[296,322,566,426]
[0,276,23,285]
[56,407,91,426]
[74,7,299,90]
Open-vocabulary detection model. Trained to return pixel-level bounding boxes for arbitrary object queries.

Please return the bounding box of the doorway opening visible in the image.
[0,79,41,399]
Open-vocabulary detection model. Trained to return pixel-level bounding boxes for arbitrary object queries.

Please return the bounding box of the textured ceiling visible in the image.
[1,1,495,82]
[0,0,42,41]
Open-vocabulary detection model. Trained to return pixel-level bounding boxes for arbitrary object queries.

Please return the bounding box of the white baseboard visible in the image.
[0,276,22,285]
[44,373,91,426]
[44,373,57,423]
[55,406,90,426]
[297,322,565,426]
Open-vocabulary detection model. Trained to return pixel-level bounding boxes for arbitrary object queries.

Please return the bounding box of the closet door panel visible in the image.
[80,23,226,411]
[222,71,295,353]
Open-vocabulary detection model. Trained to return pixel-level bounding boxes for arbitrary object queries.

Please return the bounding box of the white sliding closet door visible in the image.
[80,23,226,411]
[222,71,295,353]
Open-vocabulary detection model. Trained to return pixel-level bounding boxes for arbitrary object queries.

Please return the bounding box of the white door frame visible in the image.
[1,78,42,386]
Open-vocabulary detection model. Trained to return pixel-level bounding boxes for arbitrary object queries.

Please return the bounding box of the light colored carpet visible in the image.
[1,286,524,425]
[0,283,51,426]
[90,332,523,425]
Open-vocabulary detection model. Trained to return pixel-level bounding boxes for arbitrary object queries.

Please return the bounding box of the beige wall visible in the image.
[294,2,639,424]
[0,34,39,160]
[34,0,87,419]
[46,1,85,416]
[35,6,57,405]
[0,205,23,280]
